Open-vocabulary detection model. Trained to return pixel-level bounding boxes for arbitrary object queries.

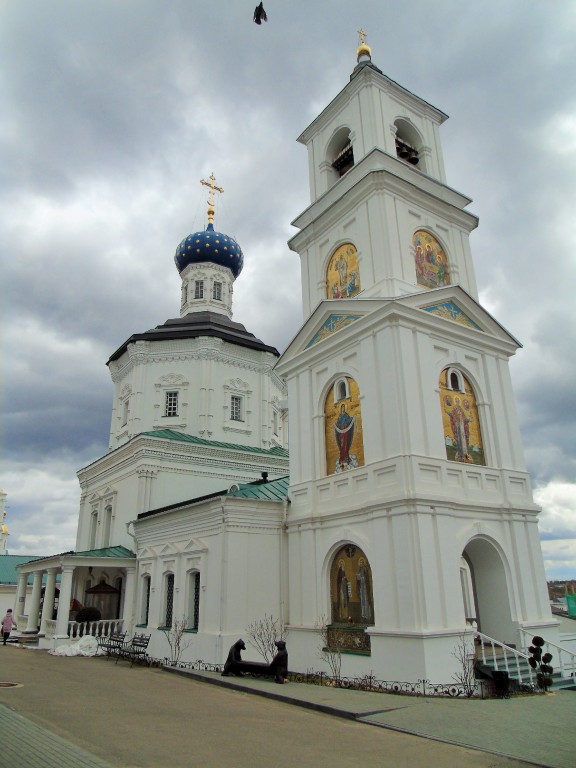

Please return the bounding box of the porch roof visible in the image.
[227,475,290,501]
[73,545,136,558]
[0,555,46,585]
[14,545,137,574]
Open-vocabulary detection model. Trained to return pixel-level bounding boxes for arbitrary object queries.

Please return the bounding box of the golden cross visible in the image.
[200,173,224,225]
[357,28,368,46]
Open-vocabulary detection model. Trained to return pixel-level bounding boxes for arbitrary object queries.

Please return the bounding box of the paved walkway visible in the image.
[170,667,576,768]
[0,646,574,767]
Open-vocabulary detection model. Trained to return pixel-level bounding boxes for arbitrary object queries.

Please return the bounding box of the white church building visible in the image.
[15,38,560,683]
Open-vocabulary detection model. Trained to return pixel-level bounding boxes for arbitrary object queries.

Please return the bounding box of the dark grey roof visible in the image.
[107,311,279,364]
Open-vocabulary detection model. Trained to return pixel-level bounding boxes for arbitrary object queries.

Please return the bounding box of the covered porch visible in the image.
[14,546,136,647]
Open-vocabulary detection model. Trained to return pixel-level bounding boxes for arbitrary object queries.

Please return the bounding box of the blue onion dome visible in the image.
[174,223,244,278]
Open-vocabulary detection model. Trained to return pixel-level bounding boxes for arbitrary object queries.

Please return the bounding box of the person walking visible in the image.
[2,608,17,645]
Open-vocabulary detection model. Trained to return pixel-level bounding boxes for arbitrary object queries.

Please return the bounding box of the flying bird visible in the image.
[253,3,267,24]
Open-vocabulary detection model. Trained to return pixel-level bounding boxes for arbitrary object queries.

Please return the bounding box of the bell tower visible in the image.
[277,35,556,684]
[290,31,479,318]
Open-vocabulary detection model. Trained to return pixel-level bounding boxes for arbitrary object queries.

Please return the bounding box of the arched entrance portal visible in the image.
[462,538,517,646]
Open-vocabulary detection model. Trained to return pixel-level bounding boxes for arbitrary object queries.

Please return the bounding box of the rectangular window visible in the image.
[213,281,222,301]
[122,398,129,426]
[188,572,200,631]
[165,391,179,417]
[143,576,151,626]
[194,280,204,299]
[165,574,174,629]
[230,395,243,421]
[272,409,278,436]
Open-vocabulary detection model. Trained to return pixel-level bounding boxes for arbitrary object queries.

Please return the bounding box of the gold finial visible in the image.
[356,28,372,61]
[200,173,224,227]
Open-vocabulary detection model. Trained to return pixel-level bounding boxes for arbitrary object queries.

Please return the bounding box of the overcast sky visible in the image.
[2,1,575,579]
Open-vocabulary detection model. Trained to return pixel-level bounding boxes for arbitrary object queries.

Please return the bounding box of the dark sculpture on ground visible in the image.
[222,639,246,676]
[269,640,288,684]
[221,638,289,684]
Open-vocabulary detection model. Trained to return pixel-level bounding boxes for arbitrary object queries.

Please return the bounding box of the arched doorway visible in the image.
[462,537,516,645]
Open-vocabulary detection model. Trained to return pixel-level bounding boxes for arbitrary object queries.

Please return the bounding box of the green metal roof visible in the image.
[73,546,136,559]
[0,555,51,585]
[143,429,289,458]
[227,476,290,501]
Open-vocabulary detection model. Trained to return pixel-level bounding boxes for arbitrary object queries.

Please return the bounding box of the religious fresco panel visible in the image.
[324,376,365,475]
[413,230,450,289]
[306,314,361,348]
[420,301,482,330]
[326,243,361,299]
[330,544,374,626]
[439,369,486,465]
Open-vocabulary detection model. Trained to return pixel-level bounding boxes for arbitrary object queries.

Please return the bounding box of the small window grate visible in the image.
[165,391,179,417]
[165,574,174,628]
[192,572,200,630]
[230,395,243,421]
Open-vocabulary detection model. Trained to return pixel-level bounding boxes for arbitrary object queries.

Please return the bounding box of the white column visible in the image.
[121,567,137,635]
[55,566,75,638]
[40,568,58,633]
[14,572,28,623]
[24,571,44,633]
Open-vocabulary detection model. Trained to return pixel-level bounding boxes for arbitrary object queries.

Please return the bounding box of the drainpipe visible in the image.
[279,497,288,628]
[126,520,138,550]
[218,499,228,664]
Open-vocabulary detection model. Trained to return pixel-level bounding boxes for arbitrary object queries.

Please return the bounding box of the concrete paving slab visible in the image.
[170,666,576,768]
[359,693,576,768]
[0,705,113,768]
[1,646,573,768]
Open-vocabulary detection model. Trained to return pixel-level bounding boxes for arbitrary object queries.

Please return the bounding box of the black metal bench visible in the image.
[224,659,289,684]
[116,633,151,666]
[97,631,127,658]
[229,660,277,677]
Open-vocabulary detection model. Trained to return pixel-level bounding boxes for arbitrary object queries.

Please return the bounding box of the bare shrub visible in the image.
[161,616,194,666]
[316,615,343,682]
[451,634,476,697]
[245,614,286,663]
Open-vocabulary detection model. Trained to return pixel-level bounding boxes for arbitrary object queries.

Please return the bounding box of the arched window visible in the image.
[333,377,350,403]
[413,230,450,289]
[326,243,361,299]
[324,376,364,475]
[439,368,485,465]
[329,130,354,177]
[330,544,374,625]
[325,127,354,189]
[394,118,423,169]
[446,367,465,393]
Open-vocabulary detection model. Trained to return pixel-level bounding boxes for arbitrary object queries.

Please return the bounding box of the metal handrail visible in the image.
[475,631,534,685]
[519,628,576,679]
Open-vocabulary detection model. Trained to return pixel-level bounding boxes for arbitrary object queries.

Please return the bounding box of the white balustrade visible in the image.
[67,619,124,639]
[475,631,534,685]
[519,628,576,681]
